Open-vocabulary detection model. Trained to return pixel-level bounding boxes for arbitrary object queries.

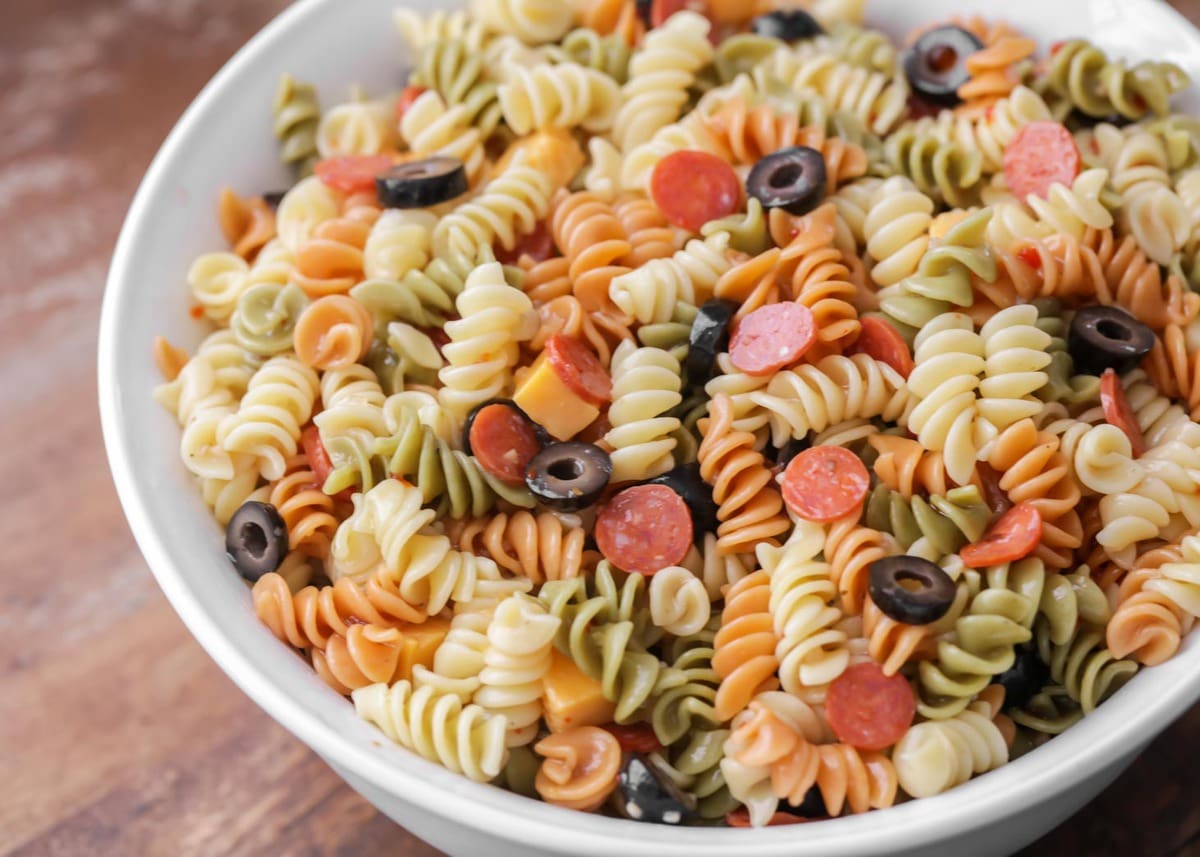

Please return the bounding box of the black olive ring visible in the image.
[867,556,957,625]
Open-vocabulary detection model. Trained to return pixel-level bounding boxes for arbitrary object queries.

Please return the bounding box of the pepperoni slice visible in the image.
[495,219,554,265]
[960,502,1043,569]
[595,484,693,575]
[650,150,741,232]
[726,809,810,827]
[651,0,708,27]
[848,316,913,379]
[313,154,396,194]
[301,424,353,501]
[825,663,915,751]
[602,722,663,754]
[545,334,612,406]
[467,402,544,486]
[394,85,427,122]
[782,446,870,523]
[1101,368,1147,457]
[1003,121,1081,201]
[728,303,816,376]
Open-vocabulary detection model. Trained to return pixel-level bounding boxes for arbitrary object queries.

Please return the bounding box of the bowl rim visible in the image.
[98,0,1200,853]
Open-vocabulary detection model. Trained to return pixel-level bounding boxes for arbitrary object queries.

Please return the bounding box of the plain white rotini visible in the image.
[198,453,269,525]
[473,593,560,746]
[987,169,1114,249]
[1148,534,1200,619]
[681,532,755,602]
[1073,424,1145,495]
[702,353,773,437]
[432,160,556,259]
[438,262,537,420]
[612,11,714,151]
[330,479,502,613]
[603,340,684,483]
[829,175,882,256]
[393,8,491,52]
[498,61,622,134]
[216,355,320,482]
[1098,440,1200,567]
[275,175,340,253]
[352,680,509,782]
[860,176,934,287]
[760,522,849,693]
[649,566,711,636]
[892,698,1008,799]
[1082,124,1191,263]
[975,305,1052,440]
[188,254,253,325]
[155,330,259,427]
[1123,186,1192,267]
[400,90,488,184]
[906,313,985,485]
[468,0,572,45]
[751,353,914,449]
[315,98,398,158]
[362,209,437,282]
[609,233,734,325]
[582,137,624,201]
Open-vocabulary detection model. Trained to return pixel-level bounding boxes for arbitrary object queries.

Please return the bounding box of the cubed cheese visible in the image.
[494,129,584,190]
[542,649,615,732]
[395,616,451,682]
[513,351,601,441]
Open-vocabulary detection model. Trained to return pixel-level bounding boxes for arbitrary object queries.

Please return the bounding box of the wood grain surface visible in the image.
[4,1,1200,855]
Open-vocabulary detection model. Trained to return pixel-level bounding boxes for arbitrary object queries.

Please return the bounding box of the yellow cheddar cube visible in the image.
[513,350,601,441]
[542,649,616,732]
[494,128,584,190]
[395,616,451,682]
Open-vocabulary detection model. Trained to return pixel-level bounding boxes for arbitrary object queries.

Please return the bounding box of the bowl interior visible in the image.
[99,0,1200,854]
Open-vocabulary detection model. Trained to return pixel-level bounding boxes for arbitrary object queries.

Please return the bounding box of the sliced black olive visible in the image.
[751,9,824,41]
[867,556,956,625]
[996,646,1051,712]
[1066,109,1133,130]
[635,0,652,27]
[646,462,719,536]
[779,784,828,819]
[1067,306,1155,377]
[616,754,695,825]
[746,147,827,216]
[687,299,738,384]
[461,398,550,456]
[226,501,288,583]
[903,26,984,107]
[261,190,289,210]
[375,156,468,208]
[525,442,612,512]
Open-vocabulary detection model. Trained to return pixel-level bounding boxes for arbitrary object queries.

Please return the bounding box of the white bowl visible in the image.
[98,1,1200,855]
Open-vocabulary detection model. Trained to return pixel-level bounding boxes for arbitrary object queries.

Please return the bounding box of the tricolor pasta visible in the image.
[156,0,1200,830]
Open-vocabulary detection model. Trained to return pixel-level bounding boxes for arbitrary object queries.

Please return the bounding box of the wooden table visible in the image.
[6,1,1200,854]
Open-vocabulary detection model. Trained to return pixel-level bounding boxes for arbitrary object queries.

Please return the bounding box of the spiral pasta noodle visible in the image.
[354,680,509,782]
[612,11,714,151]
[449,511,587,585]
[697,394,790,556]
